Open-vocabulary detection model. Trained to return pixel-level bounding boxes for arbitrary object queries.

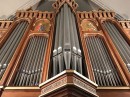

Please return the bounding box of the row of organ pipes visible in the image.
[52,3,83,77]
[13,36,47,86]
[0,21,29,79]
[86,36,123,86]
[103,21,130,71]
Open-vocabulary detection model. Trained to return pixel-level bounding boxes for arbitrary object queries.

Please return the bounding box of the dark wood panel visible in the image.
[97,89,130,97]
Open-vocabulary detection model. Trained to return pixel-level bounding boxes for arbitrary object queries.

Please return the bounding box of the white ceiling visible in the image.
[0,0,130,19]
[100,0,130,19]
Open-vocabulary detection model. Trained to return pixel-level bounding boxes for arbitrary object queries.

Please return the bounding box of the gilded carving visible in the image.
[81,20,98,31]
[34,19,51,32]
[41,77,67,95]
[73,77,97,96]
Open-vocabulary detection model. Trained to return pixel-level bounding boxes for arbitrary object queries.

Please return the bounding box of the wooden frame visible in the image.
[97,18,130,83]
[0,18,34,86]
[76,11,129,86]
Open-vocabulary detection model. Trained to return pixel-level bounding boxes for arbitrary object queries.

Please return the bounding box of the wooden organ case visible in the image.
[0,0,130,97]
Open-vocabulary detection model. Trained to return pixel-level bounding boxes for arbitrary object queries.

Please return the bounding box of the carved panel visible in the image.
[33,19,51,32]
[119,21,130,39]
[52,0,78,13]
[81,19,98,32]
[119,21,130,29]
[77,11,95,20]
[40,70,98,97]
[0,21,13,41]
[93,10,115,19]
[73,77,97,96]
[41,77,67,95]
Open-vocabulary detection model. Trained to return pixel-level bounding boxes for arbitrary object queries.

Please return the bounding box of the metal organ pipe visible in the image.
[0,21,29,79]
[52,3,84,77]
[103,21,130,71]
[13,36,47,86]
[86,36,123,86]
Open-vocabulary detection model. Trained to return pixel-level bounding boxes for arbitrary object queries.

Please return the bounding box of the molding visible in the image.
[77,10,115,20]
[39,70,98,87]
[97,86,130,90]
[15,10,54,20]
[4,87,40,90]
[52,0,78,13]
[39,70,67,87]
[119,20,130,29]
[39,70,98,97]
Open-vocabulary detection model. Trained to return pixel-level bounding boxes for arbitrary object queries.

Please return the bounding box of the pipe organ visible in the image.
[52,3,85,77]
[0,0,130,97]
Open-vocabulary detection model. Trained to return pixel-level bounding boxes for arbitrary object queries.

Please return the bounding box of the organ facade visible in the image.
[0,0,130,97]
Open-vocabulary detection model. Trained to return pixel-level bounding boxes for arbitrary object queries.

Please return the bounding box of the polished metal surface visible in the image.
[0,21,28,79]
[103,21,130,71]
[86,36,123,86]
[52,3,83,77]
[13,36,47,86]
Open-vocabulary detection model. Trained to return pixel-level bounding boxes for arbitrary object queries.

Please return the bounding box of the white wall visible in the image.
[0,0,40,19]
[99,0,130,19]
[0,0,130,19]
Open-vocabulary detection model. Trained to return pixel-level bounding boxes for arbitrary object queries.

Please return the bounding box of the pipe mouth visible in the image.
[58,46,62,50]
[3,63,7,68]
[53,49,57,56]
[58,46,62,53]
[73,46,77,53]
[127,63,130,67]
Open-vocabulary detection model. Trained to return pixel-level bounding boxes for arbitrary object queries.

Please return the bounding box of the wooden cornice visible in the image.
[77,10,115,20]
[15,10,54,20]
[93,10,115,19]
[0,20,13,41]
[119,20,130,39]
[119,20,130,29]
